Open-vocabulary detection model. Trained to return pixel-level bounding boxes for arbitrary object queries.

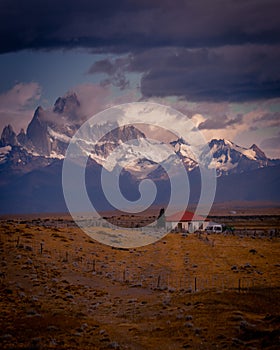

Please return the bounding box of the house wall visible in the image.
[166,220,209,233]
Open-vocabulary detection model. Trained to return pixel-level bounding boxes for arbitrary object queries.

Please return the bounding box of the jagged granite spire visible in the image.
[27,106,51,155]
[17,128,32,148]
[53,92,80,120]
[0,124,18,146]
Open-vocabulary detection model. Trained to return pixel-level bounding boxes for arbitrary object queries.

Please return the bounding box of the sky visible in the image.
[0,0,280,157]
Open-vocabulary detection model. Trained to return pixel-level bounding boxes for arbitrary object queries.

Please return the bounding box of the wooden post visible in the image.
[123,269,126,282]
[157,275,161,289]
[194,277,197,292]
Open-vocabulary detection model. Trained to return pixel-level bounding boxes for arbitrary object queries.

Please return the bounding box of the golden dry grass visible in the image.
[0,217,280,349]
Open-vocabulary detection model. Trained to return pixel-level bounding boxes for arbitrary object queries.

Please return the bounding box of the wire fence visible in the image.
[0,231,276,296]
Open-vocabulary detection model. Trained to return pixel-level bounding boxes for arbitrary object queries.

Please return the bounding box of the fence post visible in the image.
[123,269,126,282]
[157,275,161,289]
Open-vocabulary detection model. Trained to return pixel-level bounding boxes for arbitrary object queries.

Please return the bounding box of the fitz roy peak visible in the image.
[0,92,279,214]
[0,93,278,176]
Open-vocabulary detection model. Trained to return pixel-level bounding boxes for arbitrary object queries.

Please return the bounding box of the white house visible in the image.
[166,210,209,233]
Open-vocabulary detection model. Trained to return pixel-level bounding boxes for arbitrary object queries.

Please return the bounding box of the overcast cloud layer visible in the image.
[0,0,280,157]
[1,0,280,102]
[1,0,280,53]
[88,45,280,101]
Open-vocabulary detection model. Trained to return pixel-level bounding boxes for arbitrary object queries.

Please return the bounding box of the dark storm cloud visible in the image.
[2,0,280,102]
[1,0,280,53]
[198,114,243,130]
[88,56,132,75]
[139,46,280,101]
[90,46,280,101]
[88,56,131,89]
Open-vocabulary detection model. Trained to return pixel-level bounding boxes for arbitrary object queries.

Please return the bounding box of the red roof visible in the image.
[166,210,208,222]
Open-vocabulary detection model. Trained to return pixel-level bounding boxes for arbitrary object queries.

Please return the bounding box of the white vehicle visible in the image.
[205,224,223,233]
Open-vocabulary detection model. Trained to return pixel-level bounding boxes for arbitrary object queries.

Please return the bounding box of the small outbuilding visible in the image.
[166,210,209,233]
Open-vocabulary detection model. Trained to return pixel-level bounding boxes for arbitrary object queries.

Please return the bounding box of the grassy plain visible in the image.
[0,213,280,349]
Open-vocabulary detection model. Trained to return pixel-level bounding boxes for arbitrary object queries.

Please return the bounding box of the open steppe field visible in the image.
[0,215,280,349]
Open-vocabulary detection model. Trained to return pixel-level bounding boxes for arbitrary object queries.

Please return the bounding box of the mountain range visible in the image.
[0,93,279,214]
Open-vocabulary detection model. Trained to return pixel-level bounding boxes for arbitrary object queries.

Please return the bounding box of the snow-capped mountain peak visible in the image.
[206,138,272,176]
[169,137,198,172]
[0,92,279,179]
[250,143,267,160]
[53,92,80,119]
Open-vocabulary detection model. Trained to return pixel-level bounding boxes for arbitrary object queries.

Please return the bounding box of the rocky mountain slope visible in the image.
[0,93,279,213]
